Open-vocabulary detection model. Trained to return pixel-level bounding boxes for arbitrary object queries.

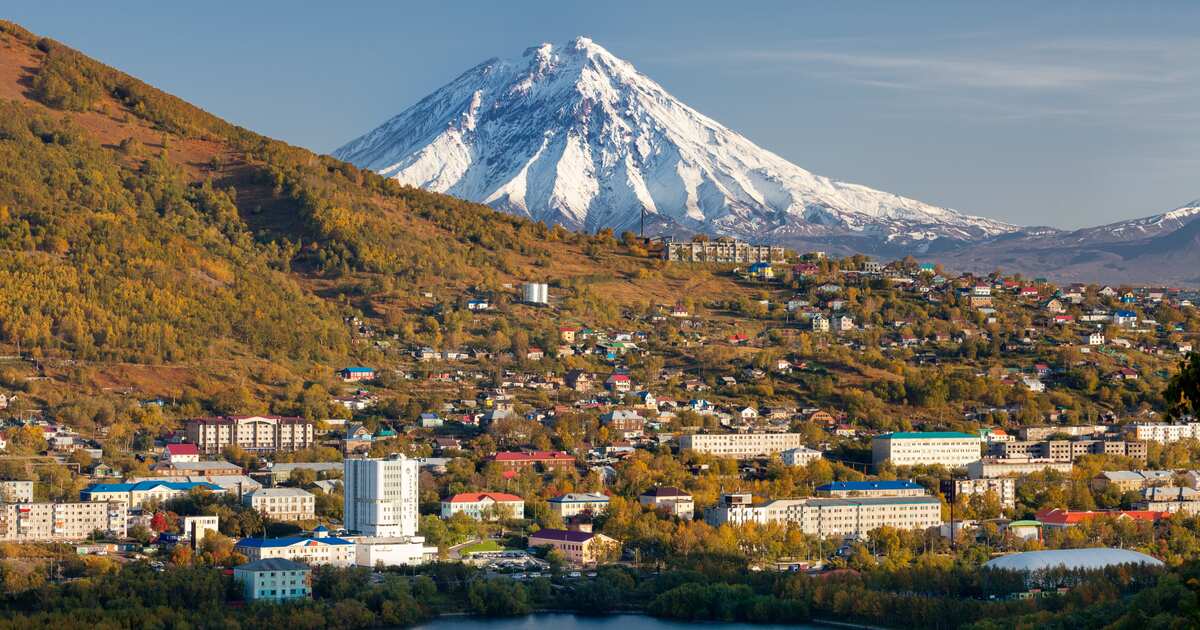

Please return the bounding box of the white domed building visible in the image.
[984,548,1163,591]
[984,548,1162,573]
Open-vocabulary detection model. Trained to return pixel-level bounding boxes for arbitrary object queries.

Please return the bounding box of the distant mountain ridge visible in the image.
[334,37,1015,249]
[941,200,1200,285]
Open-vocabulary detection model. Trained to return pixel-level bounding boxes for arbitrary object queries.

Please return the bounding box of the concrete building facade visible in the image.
[244,487,316,522]
[679,433,806,458]
[343,455,420,538]
[871,432,981,468]
[185,415,314,454]
[0,501,127,541]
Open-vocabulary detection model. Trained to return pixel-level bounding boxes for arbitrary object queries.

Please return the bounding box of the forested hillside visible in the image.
[0,21,733,409]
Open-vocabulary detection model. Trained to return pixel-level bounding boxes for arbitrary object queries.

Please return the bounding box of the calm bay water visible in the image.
[414,613,824,629]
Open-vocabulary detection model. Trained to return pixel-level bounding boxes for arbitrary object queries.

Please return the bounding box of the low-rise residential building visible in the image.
[780,446,823,467]
[1126,423,1200,444]
[990,439,1147,463]
[1136,487,1200,515]
[679,432,806,458]
[182,515,219,548]
[338,367,376,382]
[638,487,694,519]
[548,492,610,518]
[185,415,315,454]
[871,432,982,468]
[0,480,34,503]
[234,535,357,566]
[940,477,1017,509]
[440,492,525,520]
[234,558,311,602]
[705,492,941,537]
[527,528,621,565]
[1091,470,1174,494]
[163,443,200,463]
[243,488,316,521]
[0,501,127,541]
[663,238,785,264]
[967,458,1074,479]
[488,451,576,473]
[81,480,223,509]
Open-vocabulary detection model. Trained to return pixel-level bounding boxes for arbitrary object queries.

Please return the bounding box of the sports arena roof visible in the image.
[983,547,1162,572]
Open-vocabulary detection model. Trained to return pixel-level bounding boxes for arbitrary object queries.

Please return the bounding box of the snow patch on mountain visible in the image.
[335,37,1017,243]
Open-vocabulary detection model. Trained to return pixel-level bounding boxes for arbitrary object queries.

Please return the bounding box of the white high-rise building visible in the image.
[343,454,420,537]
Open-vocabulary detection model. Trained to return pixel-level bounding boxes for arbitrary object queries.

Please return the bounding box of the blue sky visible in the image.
[10,1,1200,228]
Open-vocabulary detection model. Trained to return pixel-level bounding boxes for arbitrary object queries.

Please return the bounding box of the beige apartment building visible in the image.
[871,432,982,468]
[663,238,786,264]
[705,493,941,538]
[243,488,316,521]
[967,458,1074,479]
[679,432,806,458]
[0,501,127,541]
[1125,423,1200,444]
[185,415,314,454]
[0,480,34,503]
[940,477,1017,509]
[990,439,1147,463]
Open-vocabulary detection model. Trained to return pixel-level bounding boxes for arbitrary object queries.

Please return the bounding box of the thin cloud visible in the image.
[733,48,1175,90]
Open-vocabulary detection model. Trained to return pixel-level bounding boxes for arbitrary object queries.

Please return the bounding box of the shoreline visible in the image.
[430,609,889,629]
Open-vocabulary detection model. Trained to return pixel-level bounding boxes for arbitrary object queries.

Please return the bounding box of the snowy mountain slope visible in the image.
[334,37,1015,246]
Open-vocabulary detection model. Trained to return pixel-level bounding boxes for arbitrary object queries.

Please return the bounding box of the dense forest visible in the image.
[0,554,1193,629]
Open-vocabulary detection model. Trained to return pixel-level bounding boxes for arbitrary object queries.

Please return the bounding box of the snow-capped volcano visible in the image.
[335,37,1016,245]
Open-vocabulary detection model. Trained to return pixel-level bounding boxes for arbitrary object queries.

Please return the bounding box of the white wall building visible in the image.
[871,432,981,468]
[182,515,219,548]
[350,536,438,568]
[943,477,1017,509]
[0,501,127,541]
[344,455,420,537]
[705,493,940,538]
[1127,423,1200,444]
[0,480,34,503]
[966,458,1074,479]
[244,487,316,522]
[780,447,823,467]
[679,433,806,458]
[235,535,357,566]
[440,492,525,520]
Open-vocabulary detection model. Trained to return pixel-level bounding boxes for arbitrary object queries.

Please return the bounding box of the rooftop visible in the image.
[983,548,1162,572]
[235,558,312,572]
[528,528,600,544]
[84,480,222,493]
[445,492,523,503]
[640,486,691,498]
[878,431,978,440]
[235,536,354,549]
[549,492,609,503]
[816,480,924,493]
[248,487,314,497]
